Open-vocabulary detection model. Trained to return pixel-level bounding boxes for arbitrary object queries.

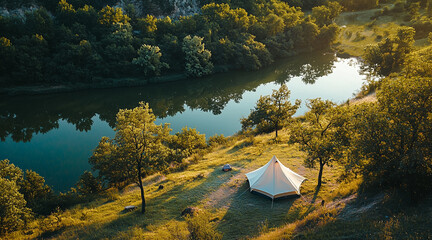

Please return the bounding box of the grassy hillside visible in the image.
[7,101,432,239]
[7,130,359,240]
[335,4,430,57]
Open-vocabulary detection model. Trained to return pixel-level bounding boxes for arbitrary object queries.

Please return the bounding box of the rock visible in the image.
[181,207,200,217]
[158,185,164,190]
[124,205,137,211]
[222,164,232,172]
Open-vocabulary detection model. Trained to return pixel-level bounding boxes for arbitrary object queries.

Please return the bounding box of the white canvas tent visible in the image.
[246,156,306,199]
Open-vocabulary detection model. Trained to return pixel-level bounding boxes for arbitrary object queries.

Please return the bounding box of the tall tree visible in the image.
[182,35,213,77]
[289,98,349,187]
[241,84,300,137]
[0,178,31,236]
[19,170,53,210]
[0,160,32,235]
[90,102,171,213]
[132,44,169,76]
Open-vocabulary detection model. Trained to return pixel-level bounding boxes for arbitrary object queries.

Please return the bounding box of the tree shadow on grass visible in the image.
[60,168,240,239]
[216,181,297,240]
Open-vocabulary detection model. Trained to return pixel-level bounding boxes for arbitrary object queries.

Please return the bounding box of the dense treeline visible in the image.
[0,0,341,87]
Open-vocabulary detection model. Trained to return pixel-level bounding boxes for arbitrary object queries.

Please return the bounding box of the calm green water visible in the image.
[0,53,366,191]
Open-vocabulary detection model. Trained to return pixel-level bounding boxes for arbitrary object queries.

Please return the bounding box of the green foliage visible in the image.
[185,212,223,240]
[402,46,432,77]
[348,76,432,198]
[234,34,273,70]
[201,3,254,37]
[363,27,415,76]
[0,36,12,47]
[76,171,102,195]
[0,178,32,235]
[90,102,172,213]
[182,35,214,77]
[316,23,340,48]
[98,6,130,25]
[57,0,76,26]
[338,0,378,11]
[0,0,339,87]
[0,159,23,183]
[20,170,53,210]
[208,134,228,147]
[89,136,129,186]
[241,84,300,137]
[136,15,157,37]
[170,127,207,157]
[311,1,343,27]
[0,160,55,215]
[290,99,350,187]
[132,44,169,76]
[0,36,15,77]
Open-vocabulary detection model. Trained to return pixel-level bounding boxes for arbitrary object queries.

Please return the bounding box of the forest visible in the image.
[0,0,341,87]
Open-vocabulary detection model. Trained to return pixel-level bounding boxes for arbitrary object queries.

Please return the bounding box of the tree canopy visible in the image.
[241,84,300,137]
[290,99,350,187]
[0,0,340,87]
[348,76,432,198]
[90,102,173,213]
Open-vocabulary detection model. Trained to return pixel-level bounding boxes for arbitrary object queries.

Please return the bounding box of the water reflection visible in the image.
[0,52,336,143]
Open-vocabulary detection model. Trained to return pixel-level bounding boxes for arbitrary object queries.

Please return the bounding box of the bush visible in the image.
[185,212,223,240]
[170,127,207,157]
[208,134,228,147]
[76,171,102,195]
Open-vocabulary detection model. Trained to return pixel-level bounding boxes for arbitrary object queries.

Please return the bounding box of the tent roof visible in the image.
[245,156,306,198]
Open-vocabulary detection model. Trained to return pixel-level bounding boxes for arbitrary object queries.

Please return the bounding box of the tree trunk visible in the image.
[317,161,324,188]
[137,165,146,214]
[275,121,278,138]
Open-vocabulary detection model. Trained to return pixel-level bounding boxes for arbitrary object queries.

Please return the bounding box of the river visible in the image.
[0,53,366,191]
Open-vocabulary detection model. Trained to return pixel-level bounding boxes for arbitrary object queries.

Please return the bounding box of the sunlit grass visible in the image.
[10,128,357,239]
[335,6,411,57]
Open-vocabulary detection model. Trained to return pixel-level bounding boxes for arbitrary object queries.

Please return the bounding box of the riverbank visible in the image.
[0,73,188,96]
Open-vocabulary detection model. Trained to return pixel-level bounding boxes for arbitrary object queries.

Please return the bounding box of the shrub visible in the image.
[185,212,223,240]
[76,171,102,195]
[170,127,207,157]
[208,134,228,147]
